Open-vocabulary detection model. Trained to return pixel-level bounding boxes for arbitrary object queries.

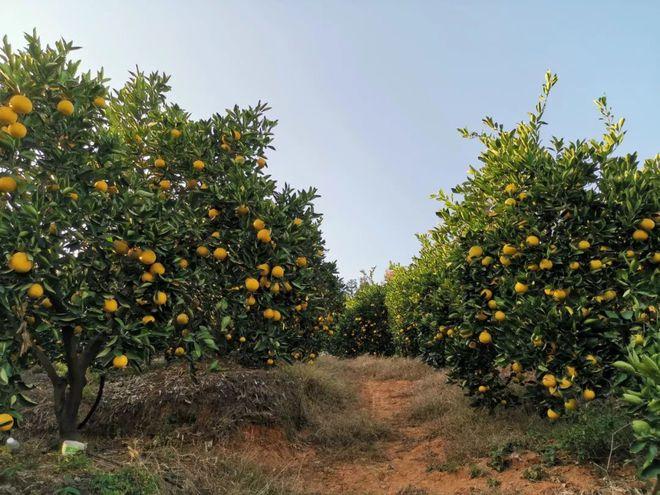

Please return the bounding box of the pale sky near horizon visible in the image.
[5,1,660,283]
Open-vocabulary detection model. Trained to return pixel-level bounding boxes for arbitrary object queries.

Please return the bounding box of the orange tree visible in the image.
[435,73,658,415]
[106,71,341,367]
[331,279,393,357]
[0,33,341,440]
[385,237,458,366]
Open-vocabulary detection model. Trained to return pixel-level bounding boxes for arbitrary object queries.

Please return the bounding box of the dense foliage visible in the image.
[0,33,341,439]
[332,282,393,357]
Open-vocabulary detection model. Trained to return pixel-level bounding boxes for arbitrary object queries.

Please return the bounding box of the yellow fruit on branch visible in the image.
[174,346,186,357]
[193,159,205,170]
[57,99,74,116]
[8,122,27,138]
[257,157,267,168]
[512,362,523,373]
[632,229,648,241]
[154,158,166,168]
[149,262,165,275]
[263,308,274,319]
[236,205,249,216]
[170,129,181,139]
[178,258,189,269]
[293,217,303,226]
[547,408,560,421]
[582,389,596,401]
[0,106,18,124]
[564,398,578,411]
[253,218,266,230]
[93,96,106,108]
[494,311,506,322]
[272,310,282,321]
[142,315,156,324]
[589,259,602,271]
[577,240,591,250]
[542,374,557,388]
[514,282,528,294]
[639,218,655,232]
[159,180,171,190]
[481,256,493,266]
[271,265,284,278]
[502,244,517,255]
[481,289,493,300]
[153,291,167,305]
[526,235,540,247]
[245,277,259,292]
[0,176,18,193]
[113,240,129,255]
[103,298,118,313]
[27,283,44,298]
[208,208,220,219]
[94,180,108,192]
[467,245,483,259]
[9,94,33,114]
[487,299,497,309]
[8,252,33,273]
[539,259,553,270]
[0,413,15,431]
[478,330,492,344]
[246,295,256,306]
[569,261,580,270]
[139,249,157,265]
[112,355,128,369]
[257,229,271,243]
[478,385,489,393]
[213,247,228,260]
[141,272,154,282]
[196,246,210,257]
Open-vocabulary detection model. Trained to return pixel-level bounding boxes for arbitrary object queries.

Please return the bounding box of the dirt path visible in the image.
[282,375,632,495]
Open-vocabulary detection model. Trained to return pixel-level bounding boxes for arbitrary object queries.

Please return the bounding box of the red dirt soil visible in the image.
[236,376,641,495]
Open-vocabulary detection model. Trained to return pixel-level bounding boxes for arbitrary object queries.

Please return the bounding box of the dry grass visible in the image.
[325,354,433,381]
[405,373,546,464]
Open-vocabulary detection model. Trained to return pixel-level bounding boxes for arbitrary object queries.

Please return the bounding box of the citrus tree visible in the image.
[0,33,341,441]
[434,73,658,414]
[332,278,393,357]
[385,236,458,366]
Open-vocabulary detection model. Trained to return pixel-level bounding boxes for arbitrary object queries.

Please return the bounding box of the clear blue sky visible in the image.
[6,1,660,282]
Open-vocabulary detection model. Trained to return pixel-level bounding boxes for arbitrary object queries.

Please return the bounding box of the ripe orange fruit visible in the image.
[481,289,493,300]
[542,374,557,388]
[589,259,602,271]
[0,106,18,124]
[103,298,118,313]
[569,261,580,270]
[494,311,506,321]
[514,282,528,294]
[142,315,156,324]
[539,259,553,270]
[141,272,154,283]
[502,244,517,255]
[257,157,267,168]
[245,278,259,292]
[8,252,33,273]
[263,308,274,319]
[272,310,282,321]
[564,399,578,411]
[547,409,560,421]
[9,95,33,114]
[113,240,129,254]
[504,183,517,194]
[178,258,189,269]
[478,330,492,344]
[257,229,271,243]
[468,246,483,259]
[149,262,165,275]
[296,256,308,267]
[154,158,166,168]
[0,413,14,431]
[57,99,74,116]
[246,295,256,306]
[139,249,157,265]
[0,176,17,193]
[174,347,186,357]
[27,283,44,298]
[159,180,171,190]
[196,246,210,257]
[632,229,648,241]
[170,129,181,139]
[94,180,108,192]
[582,389,596,401]
[271,265,284,278]
[213,247,228,260]
[577,240,590,250]
[8,122,27,138]
[478,385,488,393]
[526,235,540,247]
[234,155,245,165]
[208,208,220,219]
[93,96,106,108]
[257,263,270,276]
[487,299,497,309]
[112,355,128,369]
[154,291,167,305]
[293,217,303,226]
[639,218,655,232]
[253,219,266,230]
[512,362,523,373]
[236,205,249,216]
[193,159,205,171]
